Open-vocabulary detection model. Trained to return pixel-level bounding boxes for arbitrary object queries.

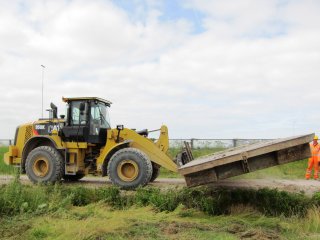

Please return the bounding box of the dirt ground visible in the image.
[1,175,319,196]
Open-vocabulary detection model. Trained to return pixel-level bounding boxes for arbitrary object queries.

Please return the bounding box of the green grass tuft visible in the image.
[1,179,316,218]
[0,147,16,174]
[1,180,320,239]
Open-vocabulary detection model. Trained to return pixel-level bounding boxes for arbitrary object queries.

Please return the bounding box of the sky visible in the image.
[0,0,320,139]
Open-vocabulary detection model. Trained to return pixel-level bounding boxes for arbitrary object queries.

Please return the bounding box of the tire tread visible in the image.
[26,146,64,183]
[107,148,152,189]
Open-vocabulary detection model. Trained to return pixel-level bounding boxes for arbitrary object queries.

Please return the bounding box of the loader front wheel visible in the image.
[149,163,160,182]
[107,148,152,190]
[26,146,64,184]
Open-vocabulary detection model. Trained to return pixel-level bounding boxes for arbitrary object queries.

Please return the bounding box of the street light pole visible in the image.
[41,65,45,118]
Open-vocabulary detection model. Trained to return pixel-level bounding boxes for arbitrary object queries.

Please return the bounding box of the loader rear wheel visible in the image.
[149,163,160,182]
[63,174,85,182]
[107,148,152,190]
[25,146,64,184]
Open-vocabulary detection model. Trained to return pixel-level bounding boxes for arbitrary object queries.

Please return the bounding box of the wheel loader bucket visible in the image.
[178,134,314,187]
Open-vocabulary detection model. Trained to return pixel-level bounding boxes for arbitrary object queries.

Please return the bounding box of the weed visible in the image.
[31,228,48,239]
[68,186,94,206]
[96,186,127,208]
[0,177,318,220]
[135,187,181,212]
[251,188,310,217]
[312,192,320,204]
[149,189,180,212]
[135,187,159,206]
[175,204,196,217]
[0,147,16,174]
[300,206,320,233]
[0,219,31,239]
[179,187,312,217]
[45,183,70,212]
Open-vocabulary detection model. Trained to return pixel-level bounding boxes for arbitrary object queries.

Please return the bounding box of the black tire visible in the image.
[149,163,160,182]
[63,174,85,182]
[107,148,152,190]
[25,146,64,183]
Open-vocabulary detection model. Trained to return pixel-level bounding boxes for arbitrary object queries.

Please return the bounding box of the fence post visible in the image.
[190,138,194,149]
[9,140,12,145]
[232,139,237,147]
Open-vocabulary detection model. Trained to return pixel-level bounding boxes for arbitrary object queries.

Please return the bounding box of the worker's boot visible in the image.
[305,171,311,180]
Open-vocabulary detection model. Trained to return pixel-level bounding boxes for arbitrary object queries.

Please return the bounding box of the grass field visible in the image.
[2,203,320,240]
[0,146,318,239]
[1,180,320,239]
[234,159,308,180]
[0,147,16,175]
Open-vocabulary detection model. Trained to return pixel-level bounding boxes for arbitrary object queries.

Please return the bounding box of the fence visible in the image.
[0,139,13,146]
[169,138,272,149]
[0,138,273,149]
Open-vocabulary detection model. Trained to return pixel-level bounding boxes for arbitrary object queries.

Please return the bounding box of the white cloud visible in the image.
[184,0,283,38]
[0,0,319,140]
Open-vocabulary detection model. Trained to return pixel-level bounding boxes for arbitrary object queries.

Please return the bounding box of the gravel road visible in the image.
[1,175,319,196]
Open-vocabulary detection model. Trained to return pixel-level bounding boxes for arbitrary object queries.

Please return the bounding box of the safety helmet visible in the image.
[314,135,319,140]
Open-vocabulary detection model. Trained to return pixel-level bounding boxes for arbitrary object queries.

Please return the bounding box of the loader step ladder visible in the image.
[65,149,78,175]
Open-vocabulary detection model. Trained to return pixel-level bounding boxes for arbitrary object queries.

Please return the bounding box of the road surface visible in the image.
[1,175,319,196]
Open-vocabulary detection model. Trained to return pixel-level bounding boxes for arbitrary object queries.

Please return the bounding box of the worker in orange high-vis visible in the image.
[306,135,320,180]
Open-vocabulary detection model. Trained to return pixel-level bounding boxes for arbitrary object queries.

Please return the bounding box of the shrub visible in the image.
[135,187,159,206]
[0,178,316,218]
[96,186,130,209]
[311,192,320,205]
[68,186,93,206]
[149,189,180,212]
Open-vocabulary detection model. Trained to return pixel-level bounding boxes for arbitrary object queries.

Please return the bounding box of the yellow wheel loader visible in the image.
[5,97,313,190]
[4,97,177,189]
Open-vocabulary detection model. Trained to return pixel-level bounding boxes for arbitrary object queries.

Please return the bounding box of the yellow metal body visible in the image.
[4,123,32,165]
[95,125,177,173]
[4,119,177,175]
[117,160,139,182]
[33,156,49,177]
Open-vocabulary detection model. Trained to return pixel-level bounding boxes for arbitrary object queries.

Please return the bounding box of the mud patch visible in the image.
[240,229,280,240]
[161,221,215,236]
[226,223,280,240]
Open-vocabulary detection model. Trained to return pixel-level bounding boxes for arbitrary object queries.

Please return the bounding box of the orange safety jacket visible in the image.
[310,143,320,159]
[306,142,320,179]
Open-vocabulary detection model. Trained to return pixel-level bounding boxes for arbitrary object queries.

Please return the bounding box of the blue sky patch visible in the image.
[112,0,205,34]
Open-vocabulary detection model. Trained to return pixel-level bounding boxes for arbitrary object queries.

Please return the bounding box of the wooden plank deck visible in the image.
[178,134,314,187]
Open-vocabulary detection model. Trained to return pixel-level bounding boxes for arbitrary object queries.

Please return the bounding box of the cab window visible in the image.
[90,102,110,135]
[70,101,87,125]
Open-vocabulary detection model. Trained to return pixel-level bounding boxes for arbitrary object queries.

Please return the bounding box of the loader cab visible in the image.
[61,97,112,144]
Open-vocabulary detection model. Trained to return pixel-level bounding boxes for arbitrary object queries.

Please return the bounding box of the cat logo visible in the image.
[48,125,60,133]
